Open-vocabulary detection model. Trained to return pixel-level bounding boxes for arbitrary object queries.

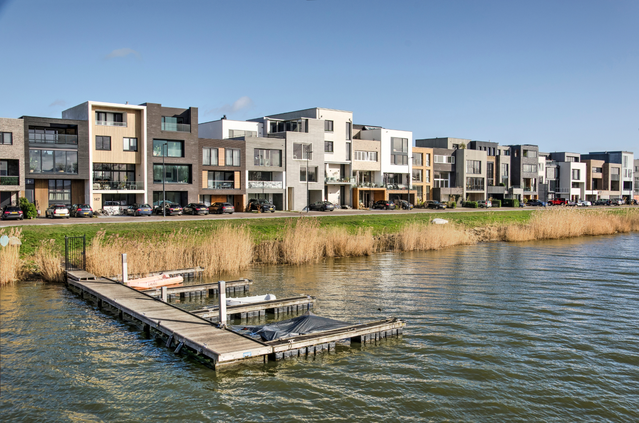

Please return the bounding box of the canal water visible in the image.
[1,233,638,422]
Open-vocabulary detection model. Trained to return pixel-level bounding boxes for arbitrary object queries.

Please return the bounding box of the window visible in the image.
[228,129,257,138]
[153,164,192,184]
[249,171,273,181]
[206,171,236,189]
[161,116,189,132]
[123,137,137,152]
[153,140,184,157]
[96,111,124,126]
[324,141,334,153]
[424,169,431,183]
[354,151,378,161]
[225,148,241,167]
[203,147,219,166]
[523,164,538,173]
[1,132,12,145]
[93,163,135,185]
[572,169,580,180]
[325,120,334,132]
[346,142,351,160]
[434,172,449,188]
[96,136,111,151]
[293,143,312,160]
[29,149,77,174]
[425,153,431,166]
[593,167,603,173]
[0,160,19,185]
[466,177,485,191]
[254,149,282,167]
[434,155,455,164]
[28,126,77,144]
[345,122,352,140]
[466,160,481,174]
[48,180,71,206]
[412,153,423,166]
[566,156,577,162]
[412,169,422,182]
[300,166,318,182]
[523,150,537,158]
[487,162,495,186]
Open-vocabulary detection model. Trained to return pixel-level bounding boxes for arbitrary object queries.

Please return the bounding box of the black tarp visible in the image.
[234,313,353,341]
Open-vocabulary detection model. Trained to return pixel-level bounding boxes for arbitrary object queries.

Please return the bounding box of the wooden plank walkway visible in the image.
[192,295,316,321]
[66,270,406,369]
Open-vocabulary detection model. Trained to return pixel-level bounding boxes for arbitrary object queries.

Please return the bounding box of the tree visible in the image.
[19,197,37,219]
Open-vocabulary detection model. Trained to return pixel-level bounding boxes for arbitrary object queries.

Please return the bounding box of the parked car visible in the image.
[577,200,592,207]
[548,198,567,206]
[425,200,446,210]
[527,200,546,207]
[1,205,24,220]
[372,200,395,210]
[209,202,235,214]
[566,200,577,206]
[611,199,624,206]
[70,204,94,218]
[46,204,70,219]
[478,200,492,208]
[308,201,335,212]
[154,201,183,216]
[247,199,275,213]
[126,204,152,216]
[184,203,210,215]
[593,199,608,206]
[396,200,413,210]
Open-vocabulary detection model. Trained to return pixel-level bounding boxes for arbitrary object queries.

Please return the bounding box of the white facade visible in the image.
[198,119,263,139]
[360,127,413,188]
[621,152,634,196]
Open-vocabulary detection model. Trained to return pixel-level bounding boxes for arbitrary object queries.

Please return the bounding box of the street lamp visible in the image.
[161,141,168,218]
[305,144,313,213]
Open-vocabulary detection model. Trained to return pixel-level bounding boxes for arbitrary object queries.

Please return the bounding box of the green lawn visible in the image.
[16,210,535,257]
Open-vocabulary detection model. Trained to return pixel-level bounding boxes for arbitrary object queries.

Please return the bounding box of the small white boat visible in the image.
[226,294,276,306]
[432,218,449,225]
[127,274,184,290]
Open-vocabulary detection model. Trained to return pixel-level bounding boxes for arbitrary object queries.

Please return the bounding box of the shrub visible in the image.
[502,199,519,207]
[19,197,37,219]
[464,201,478,208]
[492,199,501,208]
[447,201,457,208]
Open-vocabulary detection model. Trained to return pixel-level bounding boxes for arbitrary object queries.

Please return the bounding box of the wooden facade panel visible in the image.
[92,107,143,165]
[218,148,225,166]
[71,180,85,205]
[234,172,240,189]
[202,171,208,189]
[34,179,48,211]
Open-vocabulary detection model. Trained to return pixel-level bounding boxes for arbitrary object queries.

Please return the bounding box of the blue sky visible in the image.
[1,0,637,153]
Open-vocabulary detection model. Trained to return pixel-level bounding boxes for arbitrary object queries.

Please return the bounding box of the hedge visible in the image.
[502,199,519,207]
[463,201,478,208]
[491,199,501,208]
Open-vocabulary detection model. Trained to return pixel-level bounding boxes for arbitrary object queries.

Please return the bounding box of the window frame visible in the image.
[123,137,138,152]
[324,120,334,132]
[324,141,334,153]
[96,136,111,151]
[1,132,12,145]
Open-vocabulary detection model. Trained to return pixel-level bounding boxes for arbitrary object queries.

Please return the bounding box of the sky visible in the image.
[0,0,638,154]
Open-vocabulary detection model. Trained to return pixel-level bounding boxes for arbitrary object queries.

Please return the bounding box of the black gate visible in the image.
[65,235,86,271]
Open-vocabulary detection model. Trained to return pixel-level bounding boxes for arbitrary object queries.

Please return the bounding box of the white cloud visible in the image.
[49,99,67,108]
[105,48,141,60]
[206,96,255,117]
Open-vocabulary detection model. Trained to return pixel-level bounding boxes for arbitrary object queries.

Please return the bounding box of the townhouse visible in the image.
[508,144,540,201]
[410,146,433,203]
[581,151,634,201]
[468,141,512,201]
[635,159,639,201]
[0,118,24,207]
[548,152,586,202]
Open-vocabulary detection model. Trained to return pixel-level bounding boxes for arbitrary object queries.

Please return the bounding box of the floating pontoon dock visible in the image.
[142,279,253,301]
[66,271,406,369]
[192,295,316,321]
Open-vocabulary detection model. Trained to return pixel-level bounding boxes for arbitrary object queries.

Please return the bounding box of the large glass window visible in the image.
[96,136,111,151]
[466,177,485,191]
[123,137,137,152]
[487,162,495,186]
[206,171,236,189]
[300,166,318,182]
[391,137,408,165]
[354,151,377,161]
[523,164,538,173]
[225,148,241,167]
[325,120,334,132]
[466,160,481,174]
[153,140,184,157]
[254,149,282,167]
[153,164,192,184]
[29,126,77,144]
[572,169,580,180]
[203,147,218,166]
[228,129,257,138]
[93,163,135,183]
[48,180,71,205]
[293,143,312,160]
[434,155,455,164]
[412,169,422,182]
[412,153,422,166]
[29,149,77,174]
[95,112,124,126]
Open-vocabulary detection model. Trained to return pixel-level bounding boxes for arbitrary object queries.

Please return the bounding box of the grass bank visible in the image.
[3,208,638,284]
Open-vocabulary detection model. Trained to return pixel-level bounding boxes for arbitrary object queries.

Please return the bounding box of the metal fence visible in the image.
[65,235,86,271]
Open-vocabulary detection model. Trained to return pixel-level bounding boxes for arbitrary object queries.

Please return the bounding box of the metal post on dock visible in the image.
[161,286,168,302]
[218,280,227,327]
[122,254,128,285]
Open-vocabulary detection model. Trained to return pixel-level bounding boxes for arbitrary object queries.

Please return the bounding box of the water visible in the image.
[1,234,638,422]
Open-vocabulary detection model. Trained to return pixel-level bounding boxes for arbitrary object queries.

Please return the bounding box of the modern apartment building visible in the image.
[22,116,89,213]
[468,141,512,200]
[581,151,634,200]
[63,101,147,210]
[538,152,558,202]
[415,138,463,202]
[634,159,639,201]
[143,103,199,206]
[198,137,246,211]
[411,146,433,203]
[508,144,540,200]
[0,118,25,207]
[351,125,383,208]
[549,153,585,201]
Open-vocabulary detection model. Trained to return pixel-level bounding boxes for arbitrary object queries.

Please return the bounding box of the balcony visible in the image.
[96,120,126,127]
[466,184,485,191]
[610,174,620,181]
[325,177,355,185]
[487,185,508,194]
[355,182,384,189]
[0,176,20,186]
[29,134,78,145]
[93,181,144,191]
[385,183,409,190]
[248,181,283,189]
[205,181,236,190]
[161,122,191,132]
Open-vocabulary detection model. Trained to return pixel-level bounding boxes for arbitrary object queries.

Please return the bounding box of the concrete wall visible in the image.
[199,119,262,139]
[285,119,325,210]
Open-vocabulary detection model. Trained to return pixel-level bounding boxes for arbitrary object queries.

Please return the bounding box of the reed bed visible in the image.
[0,228,23,284]
[392,221,477,251]
[33,239,64,282]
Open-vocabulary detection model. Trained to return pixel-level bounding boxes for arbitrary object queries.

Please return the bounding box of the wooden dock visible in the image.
[142,279,252,301]
[191,295,316,321]
[66,270,406,369]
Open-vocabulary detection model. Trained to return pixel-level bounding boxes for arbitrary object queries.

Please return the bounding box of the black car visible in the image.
[70,204,94,218]
[209,202,235,214]
[372,200,395,210]
[528,200,546,207]
[184,203,209,215]
[396,200,413,210]
[425,201,446,209]
[308,201,335,212]
[247,199,275,213]
[154,201,183,216]
[1,206,24,220]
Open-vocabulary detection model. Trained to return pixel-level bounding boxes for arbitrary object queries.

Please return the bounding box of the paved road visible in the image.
[1,205,635,228]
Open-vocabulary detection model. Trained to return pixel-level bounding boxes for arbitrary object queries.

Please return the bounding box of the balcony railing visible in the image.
[0,176,20,186]
[385,183,409,190]
[356,182,382,188]
[248,181,283,189]
[93,181,144,191]
[29,134,78,145]
[96,120,126,127]
[325,177,355,184]
[161,122,191,132]
[206,181,235,190]
[466,184,484,191]
[610,174,620,181]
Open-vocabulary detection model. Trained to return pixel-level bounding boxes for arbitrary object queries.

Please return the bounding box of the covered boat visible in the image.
[127,274,183,290]
[234,313,353,341]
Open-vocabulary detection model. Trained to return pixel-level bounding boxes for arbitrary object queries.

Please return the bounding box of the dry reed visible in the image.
[33,239,64,282]
[0,228,23,285]
[393,221,476,251]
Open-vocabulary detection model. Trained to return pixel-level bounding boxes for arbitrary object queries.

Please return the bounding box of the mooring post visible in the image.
[122,254,128,285]
[161,286,168,302]
[218,280,227,327]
